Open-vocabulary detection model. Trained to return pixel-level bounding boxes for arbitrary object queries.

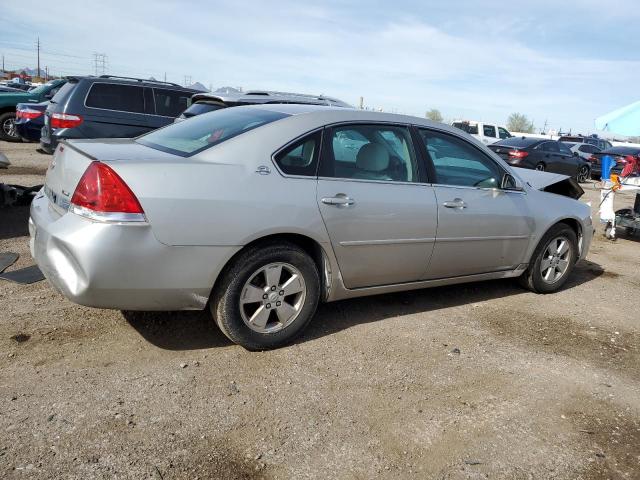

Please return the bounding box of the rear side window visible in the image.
[137,107,289,156]
[86,83,145,113]
[154,88,192,117]
[579,145,594,153]
[539,141,559,152]
[50,82,76,104]
[483,125,497,138]
[320,124,420,182]
[274,131,321,177]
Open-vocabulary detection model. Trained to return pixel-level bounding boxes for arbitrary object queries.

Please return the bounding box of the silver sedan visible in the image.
[30,105,593,349]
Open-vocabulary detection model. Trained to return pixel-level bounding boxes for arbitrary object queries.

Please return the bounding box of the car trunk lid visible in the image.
[43,139,176,216]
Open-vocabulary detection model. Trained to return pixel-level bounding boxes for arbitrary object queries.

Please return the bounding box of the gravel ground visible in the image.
[1,141,639,479]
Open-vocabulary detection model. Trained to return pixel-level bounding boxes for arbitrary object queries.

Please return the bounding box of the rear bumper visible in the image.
[15,121,43,142]
[29,193,240,310]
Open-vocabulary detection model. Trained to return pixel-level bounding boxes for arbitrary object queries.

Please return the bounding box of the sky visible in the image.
[1,0,639,133]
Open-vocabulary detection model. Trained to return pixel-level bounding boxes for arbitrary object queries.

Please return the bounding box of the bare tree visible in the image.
[507,113,535,133]
[426,109,443,123]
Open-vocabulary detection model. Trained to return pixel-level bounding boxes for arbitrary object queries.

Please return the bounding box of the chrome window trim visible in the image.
[83,81,190,119]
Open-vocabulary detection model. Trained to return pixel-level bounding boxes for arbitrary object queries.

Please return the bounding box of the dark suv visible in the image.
[40,75,198,153]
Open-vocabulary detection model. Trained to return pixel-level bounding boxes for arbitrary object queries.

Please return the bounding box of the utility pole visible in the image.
[92,53,107,76]
[36,37,40,79]
[183,75,192,87]
[359,96,364,109]
[45,66,49,80]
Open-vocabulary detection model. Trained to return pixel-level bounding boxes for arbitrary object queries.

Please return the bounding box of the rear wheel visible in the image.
[210,242,320,350]
[535,162,546,172]
[519,223,578,293]
[0,112,19,142]
[577,165,590,183]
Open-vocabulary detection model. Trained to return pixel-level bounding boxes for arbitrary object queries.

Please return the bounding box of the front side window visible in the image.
[137,107,289,156]
[418,129,504,188]
[154,88,192,117]
[498,127,511,139]
[558,142,573,155]
[274,131,321,176]
[86,83,145,113]
[483,125,497,138]
[320,124,419,182]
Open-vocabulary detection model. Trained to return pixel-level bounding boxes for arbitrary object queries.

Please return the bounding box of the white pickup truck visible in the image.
[451,120,513,145]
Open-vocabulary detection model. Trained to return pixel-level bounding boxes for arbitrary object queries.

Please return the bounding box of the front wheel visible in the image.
[0,112,20,142]
[519,224,578,293]
[210,242,320,350]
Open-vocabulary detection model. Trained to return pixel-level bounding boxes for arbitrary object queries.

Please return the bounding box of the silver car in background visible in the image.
[30,105,593,349]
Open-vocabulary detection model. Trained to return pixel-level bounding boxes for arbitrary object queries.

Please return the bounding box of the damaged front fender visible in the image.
[512,167,584,200]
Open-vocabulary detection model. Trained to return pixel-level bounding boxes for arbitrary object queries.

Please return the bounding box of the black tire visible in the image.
[210,241,320,350]
[576,165,590,183]
[535,162,546,172]
[518,223,578,293]
[0,111,20,142]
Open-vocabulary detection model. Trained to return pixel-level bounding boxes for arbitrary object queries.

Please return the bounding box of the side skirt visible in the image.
[325,264,528,302]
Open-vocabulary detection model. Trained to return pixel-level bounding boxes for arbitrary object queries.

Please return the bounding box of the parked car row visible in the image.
[0,75,353,152]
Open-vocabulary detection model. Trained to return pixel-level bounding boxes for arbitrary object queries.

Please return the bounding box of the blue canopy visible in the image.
[595,100,640,136]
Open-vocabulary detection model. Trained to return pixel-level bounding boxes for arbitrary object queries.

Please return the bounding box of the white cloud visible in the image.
[1,0,638,131]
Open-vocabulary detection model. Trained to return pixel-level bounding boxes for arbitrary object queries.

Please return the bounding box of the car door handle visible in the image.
[443,198,467,209]
[321,195,355,207]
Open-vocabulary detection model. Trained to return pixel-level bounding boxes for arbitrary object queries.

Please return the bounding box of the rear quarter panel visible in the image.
[107,115,334,248]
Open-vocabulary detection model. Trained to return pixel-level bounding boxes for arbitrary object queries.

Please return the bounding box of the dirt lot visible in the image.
[1,140,639,479]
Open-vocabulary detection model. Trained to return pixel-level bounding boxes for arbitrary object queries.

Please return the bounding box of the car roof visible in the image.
[192,90,352,107]
[228,104,482,138]
[67,75,199,92]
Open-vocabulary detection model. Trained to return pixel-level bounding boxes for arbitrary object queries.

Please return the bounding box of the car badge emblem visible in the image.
[256,165,271,175]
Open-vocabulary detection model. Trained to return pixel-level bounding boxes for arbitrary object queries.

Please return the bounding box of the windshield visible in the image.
[28,81,59,95]
[137,107,289,156]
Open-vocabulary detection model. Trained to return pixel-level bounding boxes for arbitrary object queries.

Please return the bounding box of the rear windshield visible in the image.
[452,122,479,135]
[50,81,76,105]
[137,107,289,156]
[491,137,539,148]
[558,136,583,143]
[182,102,226,118]
[596,147,640,156]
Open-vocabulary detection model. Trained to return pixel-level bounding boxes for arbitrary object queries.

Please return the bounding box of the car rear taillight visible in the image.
[70,162,146,222]
[508,150,529,159]
[588,156,598,164]
[50,113,83,129]
[16,108,43,120]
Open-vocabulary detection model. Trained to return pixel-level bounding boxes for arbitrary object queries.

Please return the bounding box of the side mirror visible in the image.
[573,151,579,157]
[501,173,523,191]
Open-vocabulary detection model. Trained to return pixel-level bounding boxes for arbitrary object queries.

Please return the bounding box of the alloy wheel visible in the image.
[2,117,17,139]
[577,166,589,183]
[540,236,572,284]
[535,163,545,171]
[239,262,306,333]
